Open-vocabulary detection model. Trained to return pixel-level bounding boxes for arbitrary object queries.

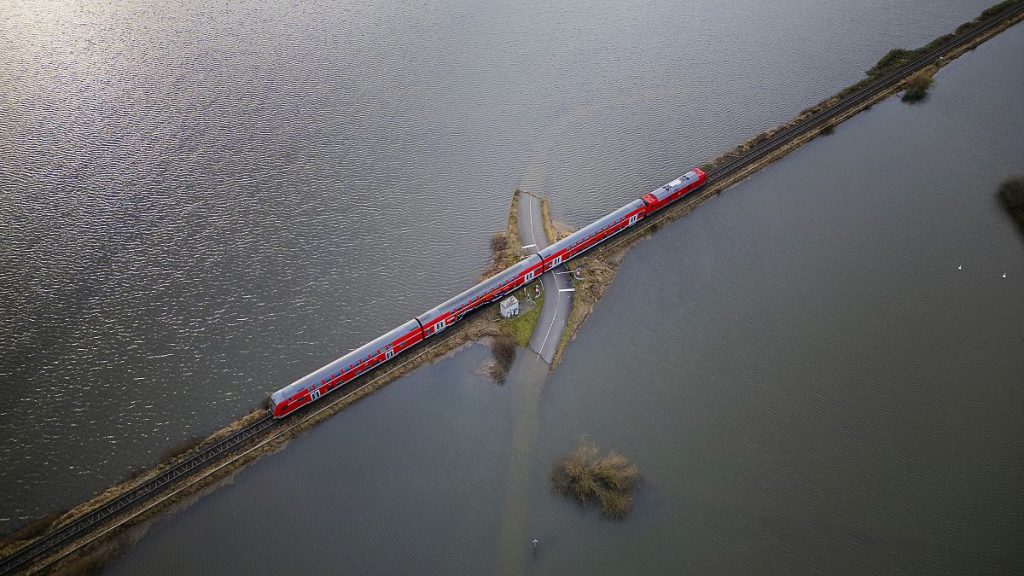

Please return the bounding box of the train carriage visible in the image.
[270,167,706,418]
[416,255,543,337]
[538,199,646,270]
[270,319,424,418]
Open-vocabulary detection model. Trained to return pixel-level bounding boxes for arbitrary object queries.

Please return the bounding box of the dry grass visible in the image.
[0,512,61,550]
[48,536,124,576]
[551,252,621,368]
[540,196,558,244]
[159,436,204,462]
[550,438,639,519]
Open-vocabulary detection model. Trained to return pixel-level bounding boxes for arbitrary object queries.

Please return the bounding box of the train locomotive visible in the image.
[270,168,706,418]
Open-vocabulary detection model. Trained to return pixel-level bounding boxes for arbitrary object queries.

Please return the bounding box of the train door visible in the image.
[629,214,639,226]
[553,255,562,267]
[310,388,321,401]
[525,270,535,282]
[385,347,395,360]
[436,319,446,333]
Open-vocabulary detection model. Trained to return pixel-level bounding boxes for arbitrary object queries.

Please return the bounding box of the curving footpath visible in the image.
[517,191,573,364]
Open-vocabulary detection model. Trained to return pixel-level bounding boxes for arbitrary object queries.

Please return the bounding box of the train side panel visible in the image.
[271,319,424,418]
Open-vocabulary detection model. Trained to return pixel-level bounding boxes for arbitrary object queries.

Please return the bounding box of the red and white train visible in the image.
[270,168,706,417]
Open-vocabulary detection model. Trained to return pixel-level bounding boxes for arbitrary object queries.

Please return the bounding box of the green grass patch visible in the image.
[499,287,543,348]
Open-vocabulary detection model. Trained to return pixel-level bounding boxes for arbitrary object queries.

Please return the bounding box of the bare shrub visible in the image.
[550,437,639,519]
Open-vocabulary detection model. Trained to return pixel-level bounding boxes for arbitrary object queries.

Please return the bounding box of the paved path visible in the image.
[517,192,572,364]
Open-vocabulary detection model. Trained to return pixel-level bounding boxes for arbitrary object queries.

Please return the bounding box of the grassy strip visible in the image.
[550,253,620,368]
[539,196,560,243]
[481,189,523,280]
[498,287,544,349]
[550,438,639,519]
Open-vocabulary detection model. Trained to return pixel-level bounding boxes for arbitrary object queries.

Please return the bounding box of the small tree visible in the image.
[902,72,934,102]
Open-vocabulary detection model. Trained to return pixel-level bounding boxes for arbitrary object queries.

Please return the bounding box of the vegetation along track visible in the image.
[706,1,1024,187]
[3,3,1022,574]
[0,322,480,575]
[580,1,1024,261]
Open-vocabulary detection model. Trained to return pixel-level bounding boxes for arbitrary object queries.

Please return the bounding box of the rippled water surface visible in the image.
[102,18,1024,576]
[0,0,1009,540]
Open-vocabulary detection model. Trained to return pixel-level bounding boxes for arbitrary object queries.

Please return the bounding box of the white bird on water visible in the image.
[958,264,962,270]
[1003,273,1007,278]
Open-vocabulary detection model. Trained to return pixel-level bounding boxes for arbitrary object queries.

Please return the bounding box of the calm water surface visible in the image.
[0,0,1006,535]
[102,20,1023,576]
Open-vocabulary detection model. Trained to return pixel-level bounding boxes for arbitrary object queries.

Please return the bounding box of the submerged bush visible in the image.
[902,72,934,102]
[550,438,639,519]
[488,333,517,383]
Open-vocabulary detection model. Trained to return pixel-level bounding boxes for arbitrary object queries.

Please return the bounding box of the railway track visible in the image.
[0,317,481,575]
[706,1,1024,187]
[589,1,1024,257]
[2,4,1021,574]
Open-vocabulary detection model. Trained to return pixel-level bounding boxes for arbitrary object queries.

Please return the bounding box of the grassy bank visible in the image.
[481,189,523,280]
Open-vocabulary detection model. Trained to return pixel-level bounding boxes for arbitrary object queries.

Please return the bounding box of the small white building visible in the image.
[499,295,520,318]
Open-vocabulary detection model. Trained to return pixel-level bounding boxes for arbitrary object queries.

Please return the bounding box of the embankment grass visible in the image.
[481,190,523,280]
[550,438,639,519]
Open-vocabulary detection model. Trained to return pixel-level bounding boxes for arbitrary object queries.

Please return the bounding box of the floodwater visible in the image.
[2,0,1000,528]
[0,0,1006,530]
[101,19,1024,576]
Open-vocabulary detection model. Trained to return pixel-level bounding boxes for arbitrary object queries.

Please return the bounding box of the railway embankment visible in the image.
[548,0,1024,368]
[2,191,533,576]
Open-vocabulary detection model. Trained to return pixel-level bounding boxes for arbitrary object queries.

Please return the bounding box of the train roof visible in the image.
[271,318,421,404]
[647,171,700,202]
[416,255,541,325]
[540,199,645,258]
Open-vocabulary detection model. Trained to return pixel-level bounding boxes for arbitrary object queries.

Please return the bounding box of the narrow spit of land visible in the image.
[3,2,1022,574]
[549,0,1024,367]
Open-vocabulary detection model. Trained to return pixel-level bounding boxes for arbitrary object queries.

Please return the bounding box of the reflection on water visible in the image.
[102,21,1024,575]
[0,0,1000,528]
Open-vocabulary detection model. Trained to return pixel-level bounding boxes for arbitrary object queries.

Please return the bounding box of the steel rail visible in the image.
[0,314,488,575]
